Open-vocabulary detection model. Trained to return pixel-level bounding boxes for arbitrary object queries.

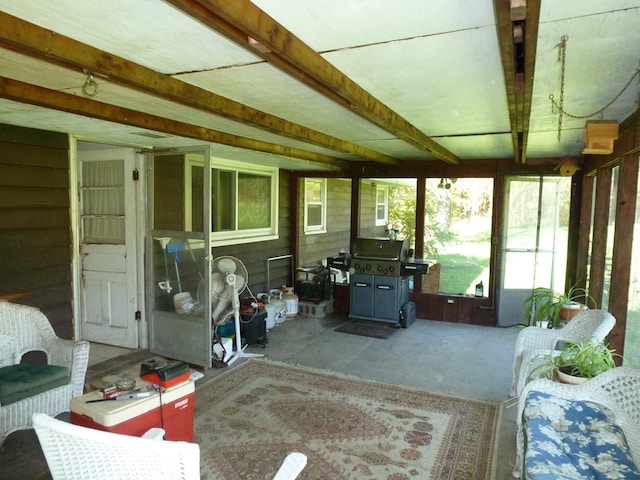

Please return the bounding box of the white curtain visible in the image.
[81,160,125,243]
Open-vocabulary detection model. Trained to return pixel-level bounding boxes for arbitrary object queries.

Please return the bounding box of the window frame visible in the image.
[375,184,389,226]
[185,156,279,246]
[304,178,327,235]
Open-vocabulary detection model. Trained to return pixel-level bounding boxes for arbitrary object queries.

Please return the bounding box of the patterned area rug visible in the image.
[196,359,500,479]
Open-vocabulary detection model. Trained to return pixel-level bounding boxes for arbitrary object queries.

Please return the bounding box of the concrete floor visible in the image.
[0,312,521,479]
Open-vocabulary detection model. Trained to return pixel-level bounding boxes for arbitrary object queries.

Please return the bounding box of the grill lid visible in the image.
[352,237,410,261]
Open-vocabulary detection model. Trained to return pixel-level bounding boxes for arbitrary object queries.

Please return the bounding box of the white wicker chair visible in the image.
[0,300,90,443]
[513,366,640,478]
[33,413,307,480]
[510,309,615,396]
[32,412,200,479]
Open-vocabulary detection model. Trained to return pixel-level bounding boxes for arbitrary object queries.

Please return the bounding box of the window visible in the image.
[80,159,125,243]
[625,157,640,365]
[186,157,278,245]
[376,185,389,226]
[421,178,494,296]
[304,178,326,234]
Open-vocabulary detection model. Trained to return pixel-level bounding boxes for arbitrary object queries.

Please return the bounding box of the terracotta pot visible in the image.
[559,304,586,321]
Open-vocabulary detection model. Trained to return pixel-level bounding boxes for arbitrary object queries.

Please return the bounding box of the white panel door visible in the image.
[78,147,140,348]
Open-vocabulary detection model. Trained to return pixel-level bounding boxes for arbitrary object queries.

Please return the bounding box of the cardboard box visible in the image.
[71,380,194,441]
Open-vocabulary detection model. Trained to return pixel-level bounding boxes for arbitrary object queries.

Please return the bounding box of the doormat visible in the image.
[196,359,500,479]
[334,319,398,339]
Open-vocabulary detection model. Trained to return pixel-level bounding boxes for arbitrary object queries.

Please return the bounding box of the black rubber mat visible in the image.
[334,320,398,339]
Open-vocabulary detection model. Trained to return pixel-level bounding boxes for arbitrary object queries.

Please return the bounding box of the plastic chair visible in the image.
[0,301,90,443]
[510,309,615,397]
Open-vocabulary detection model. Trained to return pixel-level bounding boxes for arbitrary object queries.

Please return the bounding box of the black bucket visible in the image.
[240,308,268,347]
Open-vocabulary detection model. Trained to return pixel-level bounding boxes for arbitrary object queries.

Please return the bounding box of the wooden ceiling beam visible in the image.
[0,11,397,167]
[0,76,349,170]
[494,0,541,164]
[168,0,460,165]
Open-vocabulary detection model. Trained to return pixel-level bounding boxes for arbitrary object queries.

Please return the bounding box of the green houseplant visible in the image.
[523,284,595,328]
[528,340,619,385]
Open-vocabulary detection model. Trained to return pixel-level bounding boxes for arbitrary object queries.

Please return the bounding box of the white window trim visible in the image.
[185,156,279,246]
[376,185,389,226]
[304,178,327,235]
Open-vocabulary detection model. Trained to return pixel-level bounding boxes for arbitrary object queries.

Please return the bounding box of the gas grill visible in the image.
[329,237,432,328]
[351,237,431,276]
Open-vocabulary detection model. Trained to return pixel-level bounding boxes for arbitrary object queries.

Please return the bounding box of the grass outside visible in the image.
[437,226,490,295]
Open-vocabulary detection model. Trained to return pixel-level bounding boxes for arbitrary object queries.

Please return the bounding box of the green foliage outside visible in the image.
[438,241,490,295]
[387,178,493,296]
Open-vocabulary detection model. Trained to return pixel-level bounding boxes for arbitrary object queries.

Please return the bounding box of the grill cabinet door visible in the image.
[350,274,374,318]
[374,276,401,320]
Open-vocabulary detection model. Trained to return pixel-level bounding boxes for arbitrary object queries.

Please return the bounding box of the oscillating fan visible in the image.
[210,256,263,365]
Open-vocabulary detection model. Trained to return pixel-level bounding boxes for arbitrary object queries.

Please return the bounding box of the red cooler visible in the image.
[71,379,194,441]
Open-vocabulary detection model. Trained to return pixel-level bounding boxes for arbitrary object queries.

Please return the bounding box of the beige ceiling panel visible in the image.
[323,26,511,138]
[0,98,336,171]
[435,134,515,159]
[530,4,640,138]
[0,48,83,90]
[0,0,260,73]
[251,0,496,51]
[353,138,437,160]
[540,0,640,22]
[177,63,396,144]
[78,80,367,160]
[525,129,586,158]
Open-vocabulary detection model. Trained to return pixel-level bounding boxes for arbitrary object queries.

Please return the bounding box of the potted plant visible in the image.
[528,340,620,385]
[523,284,595,328]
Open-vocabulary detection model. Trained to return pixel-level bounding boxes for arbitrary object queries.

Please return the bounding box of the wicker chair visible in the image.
[513,366,640,478]
[33,413,200,479]
[0,301,90,443]
[33,413,307,480]
[510,309,615,396]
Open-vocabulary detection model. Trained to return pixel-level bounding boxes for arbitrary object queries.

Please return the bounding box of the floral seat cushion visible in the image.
[523,391,640,479]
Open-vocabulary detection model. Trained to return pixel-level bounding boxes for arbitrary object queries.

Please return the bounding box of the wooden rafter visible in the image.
[494,0,541,164]
[0,76,349,170]
[167,0,460,165]
[0,11,398,167]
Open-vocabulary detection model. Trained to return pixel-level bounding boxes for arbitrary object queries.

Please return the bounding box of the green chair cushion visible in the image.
[0,363,70,406]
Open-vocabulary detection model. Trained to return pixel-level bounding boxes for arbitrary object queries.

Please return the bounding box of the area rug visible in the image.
[195,359,500,479]
[334,320,398,339]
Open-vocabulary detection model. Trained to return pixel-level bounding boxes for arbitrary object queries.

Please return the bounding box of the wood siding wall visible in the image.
[152,155,293,295]
[212,170,293,294]
[153,155,185,231]
[298,178,352,268]
[359,179,387,238]
[0,125,73,338]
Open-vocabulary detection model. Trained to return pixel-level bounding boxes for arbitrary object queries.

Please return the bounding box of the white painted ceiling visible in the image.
[0,0,638,171]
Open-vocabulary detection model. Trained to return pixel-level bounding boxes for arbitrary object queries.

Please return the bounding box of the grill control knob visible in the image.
[365,264,371,271]
[377,265,383,272]
[389,265,395,272]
